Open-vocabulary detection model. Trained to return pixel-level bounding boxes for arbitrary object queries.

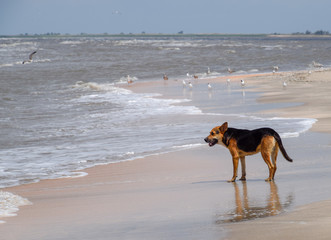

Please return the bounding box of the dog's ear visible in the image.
[219,122,228,133]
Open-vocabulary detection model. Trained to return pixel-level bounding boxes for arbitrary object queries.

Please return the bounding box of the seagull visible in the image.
[208,83,212,90]
[127,75,133,84]
[283,81,287,88]
[207,67,211,75]
[240,79,245,87]
[273,66,279,72]
[228,67,234,74]
[163,74,168,80]
[186,72,190,78]
[22,50,37,64]
[312,61,323,68]
[226,78,231,84]
[182,80,187,87]
[188,81,193,89]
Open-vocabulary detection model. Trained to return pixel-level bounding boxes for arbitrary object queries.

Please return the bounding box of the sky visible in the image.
[1,0,331,35]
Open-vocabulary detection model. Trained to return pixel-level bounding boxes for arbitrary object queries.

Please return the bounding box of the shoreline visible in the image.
[1,69,331,239]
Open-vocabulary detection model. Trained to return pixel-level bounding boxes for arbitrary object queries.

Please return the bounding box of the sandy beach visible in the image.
[2,69,331,240]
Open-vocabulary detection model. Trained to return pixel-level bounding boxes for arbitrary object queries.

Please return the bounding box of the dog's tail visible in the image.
[274,132,293,162]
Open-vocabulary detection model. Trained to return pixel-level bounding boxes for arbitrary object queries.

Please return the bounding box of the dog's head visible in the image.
[204,122,228,147]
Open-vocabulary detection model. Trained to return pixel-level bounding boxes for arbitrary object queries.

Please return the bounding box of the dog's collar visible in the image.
[222,131,232,147]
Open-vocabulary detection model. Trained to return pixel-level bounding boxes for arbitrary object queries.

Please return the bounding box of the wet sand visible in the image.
[2,69,331,240]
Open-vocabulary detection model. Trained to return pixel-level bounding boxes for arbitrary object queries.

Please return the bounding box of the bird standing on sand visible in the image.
[207,67,211,75]
[312,61,323,68]
[188,81,193,89]
[182,80,187,87]
[127,75,133,84]
[186,72,190,78]
[241,79,245,87]
[163,74,168,80]
[228,67,234,74]
[22,50,37,64]
[283,81,287,88]
[208,83,212,90]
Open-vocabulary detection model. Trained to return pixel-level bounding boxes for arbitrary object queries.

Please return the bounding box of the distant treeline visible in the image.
[1,30,330,38]
[292,30,330,35]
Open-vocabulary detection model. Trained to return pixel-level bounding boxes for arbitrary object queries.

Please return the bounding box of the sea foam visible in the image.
[0,191,32,223]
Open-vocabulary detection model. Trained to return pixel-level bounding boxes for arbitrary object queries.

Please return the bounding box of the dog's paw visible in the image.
[227,178,236,182]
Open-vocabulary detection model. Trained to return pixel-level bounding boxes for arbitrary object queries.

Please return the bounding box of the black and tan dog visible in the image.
[204,122,293,182]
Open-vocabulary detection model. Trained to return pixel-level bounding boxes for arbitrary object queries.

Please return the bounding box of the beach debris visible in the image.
[22,50,37,64]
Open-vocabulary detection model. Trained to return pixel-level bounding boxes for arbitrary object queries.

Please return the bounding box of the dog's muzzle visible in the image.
[204,137,218,147]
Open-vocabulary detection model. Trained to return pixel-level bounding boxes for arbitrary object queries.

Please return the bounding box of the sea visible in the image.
[1,35,331,217]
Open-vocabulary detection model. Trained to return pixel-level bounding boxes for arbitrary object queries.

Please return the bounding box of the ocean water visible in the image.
[0,35,330,194]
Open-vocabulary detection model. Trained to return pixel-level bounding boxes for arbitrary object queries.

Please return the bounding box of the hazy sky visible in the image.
[1,0,331,35]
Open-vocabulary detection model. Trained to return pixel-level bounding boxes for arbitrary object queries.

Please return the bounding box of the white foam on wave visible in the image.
[0,191,32,223]
[72,82,316,143]
[0,63,14,68]
[73,81,202,116]
[60,40,83,45]
[171,143,205,150]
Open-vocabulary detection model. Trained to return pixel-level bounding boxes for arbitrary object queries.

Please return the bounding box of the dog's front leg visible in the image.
[228,157,239,182]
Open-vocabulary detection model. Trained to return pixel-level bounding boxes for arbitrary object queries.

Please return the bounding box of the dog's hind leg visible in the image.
[261,136,276,181]
[262,152,274,181]
[239,157,246,181]
[271,144,279,180]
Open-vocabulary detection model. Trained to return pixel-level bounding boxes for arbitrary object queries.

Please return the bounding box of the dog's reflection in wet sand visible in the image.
[216,182,293,223]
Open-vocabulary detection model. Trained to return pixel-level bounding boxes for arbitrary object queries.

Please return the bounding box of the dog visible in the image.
[204,122,293,182]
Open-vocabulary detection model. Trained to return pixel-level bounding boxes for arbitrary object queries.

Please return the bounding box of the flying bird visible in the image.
[22,50,37,64]
[112,10,122,15]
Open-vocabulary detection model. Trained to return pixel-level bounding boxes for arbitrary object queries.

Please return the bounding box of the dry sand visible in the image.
[1,69,331,240]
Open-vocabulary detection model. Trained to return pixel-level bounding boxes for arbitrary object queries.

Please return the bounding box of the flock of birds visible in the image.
[125,65,288,90]
[23,50,323,90]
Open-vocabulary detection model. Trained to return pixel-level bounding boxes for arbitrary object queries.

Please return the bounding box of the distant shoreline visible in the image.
[2,33,331,39]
